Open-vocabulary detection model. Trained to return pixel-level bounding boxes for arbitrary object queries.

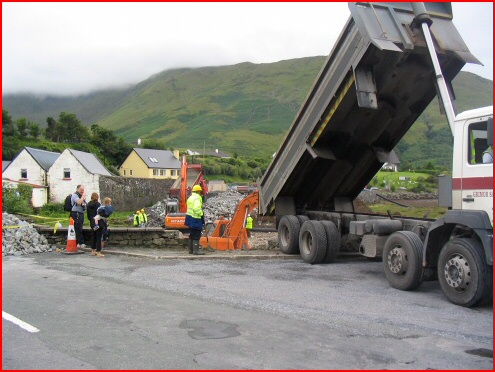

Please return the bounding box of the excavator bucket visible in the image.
[200,236,235,251]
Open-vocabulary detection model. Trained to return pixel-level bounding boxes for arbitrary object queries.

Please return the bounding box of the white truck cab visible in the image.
[452,106,493,225]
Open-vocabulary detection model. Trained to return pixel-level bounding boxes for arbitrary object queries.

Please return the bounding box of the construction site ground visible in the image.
[62,232,296,260]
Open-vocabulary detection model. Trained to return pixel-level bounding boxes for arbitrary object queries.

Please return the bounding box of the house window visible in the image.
[20,169,28,179]
[153,169,159,176]
[149,157,158,163]
[63,168,71,179]
[130,170,133,176]
[124,170,126,176]
[160,169,166,176]
[171,170,176,176]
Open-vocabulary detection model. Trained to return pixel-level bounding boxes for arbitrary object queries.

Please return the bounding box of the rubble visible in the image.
[2,213,53,256]
[145,190,249,227]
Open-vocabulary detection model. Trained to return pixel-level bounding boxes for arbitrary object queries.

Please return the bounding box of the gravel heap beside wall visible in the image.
[2,213,52,256]
[145,190,250,227]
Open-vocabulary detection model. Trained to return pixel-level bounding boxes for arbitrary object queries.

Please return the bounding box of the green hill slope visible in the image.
[3,57,493,167]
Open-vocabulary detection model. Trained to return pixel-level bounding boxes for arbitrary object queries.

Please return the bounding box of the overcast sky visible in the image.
[2,2,493,96]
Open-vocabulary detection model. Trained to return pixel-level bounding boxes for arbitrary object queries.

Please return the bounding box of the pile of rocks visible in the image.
[145,191,251,227]
[2,213,52,256]
[145,199,169,227]
[203,190,248,222]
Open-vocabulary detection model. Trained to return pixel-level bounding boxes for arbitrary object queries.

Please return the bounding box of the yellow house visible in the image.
[119,148,181,179]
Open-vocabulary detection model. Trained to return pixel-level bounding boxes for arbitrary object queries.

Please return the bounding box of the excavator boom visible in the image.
[200,191,259,251]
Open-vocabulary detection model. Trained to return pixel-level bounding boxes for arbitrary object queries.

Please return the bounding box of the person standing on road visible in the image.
[184,184,205,255]
[86,192,101,256]
[71,185,87,249]
[246,214,253,238]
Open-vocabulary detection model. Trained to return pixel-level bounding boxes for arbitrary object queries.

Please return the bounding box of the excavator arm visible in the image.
[200,190,259,251]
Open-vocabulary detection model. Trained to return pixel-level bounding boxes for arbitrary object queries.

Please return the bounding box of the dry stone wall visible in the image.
[98,176,174,211]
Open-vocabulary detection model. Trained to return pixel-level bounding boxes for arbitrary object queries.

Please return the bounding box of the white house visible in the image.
[2,147,60,186]
[47,149,113,203]
[2,147,60,207]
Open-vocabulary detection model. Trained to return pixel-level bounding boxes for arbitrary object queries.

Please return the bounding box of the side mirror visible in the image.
[487,117,493,146]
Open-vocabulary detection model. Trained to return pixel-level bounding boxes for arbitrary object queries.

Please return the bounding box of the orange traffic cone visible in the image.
[65,217,78,253]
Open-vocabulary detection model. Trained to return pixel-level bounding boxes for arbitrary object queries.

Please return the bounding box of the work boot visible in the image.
[192,240,204,255]
[188,239,194,254]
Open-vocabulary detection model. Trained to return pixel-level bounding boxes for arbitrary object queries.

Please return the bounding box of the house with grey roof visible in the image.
[2,147,60,208]
[119,148,181,180]
[2,160,11,172]
[47,148,114,204]
[2,147,60,186]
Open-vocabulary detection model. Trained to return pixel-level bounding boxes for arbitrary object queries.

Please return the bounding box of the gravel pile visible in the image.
[145,200,169,227]
[2,213,52,256]
[203,190,248,222]
[145,191,251,227]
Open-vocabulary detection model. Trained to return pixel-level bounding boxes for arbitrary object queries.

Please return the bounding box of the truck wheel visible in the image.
[296,215,309,226]
[383,231,423,291]
[319,221,340,263]
[278,216,301,254]
[299,221,327,264]
[438,238,493,307]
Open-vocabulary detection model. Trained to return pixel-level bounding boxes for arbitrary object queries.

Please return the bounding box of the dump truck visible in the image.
[257,2,493,307]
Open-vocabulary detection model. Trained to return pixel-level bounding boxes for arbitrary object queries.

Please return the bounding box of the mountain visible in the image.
[3,57,493,166]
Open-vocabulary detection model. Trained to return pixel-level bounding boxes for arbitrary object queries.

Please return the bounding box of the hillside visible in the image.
[3,57,493,166]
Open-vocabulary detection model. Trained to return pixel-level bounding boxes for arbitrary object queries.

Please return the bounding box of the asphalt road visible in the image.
[2,252,493,369]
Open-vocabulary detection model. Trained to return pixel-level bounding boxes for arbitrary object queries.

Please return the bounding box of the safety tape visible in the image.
[15,213,61,220]
[2,225,25,229]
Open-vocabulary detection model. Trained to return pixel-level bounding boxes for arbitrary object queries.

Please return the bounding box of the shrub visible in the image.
[2,183,33,215]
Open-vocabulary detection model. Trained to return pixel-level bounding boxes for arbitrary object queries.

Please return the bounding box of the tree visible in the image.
[45,117,57,141]
[58,112,89,143]
[2,109,16,137]
[15,118,29,137]
[28,122,41,139]
[142,139,167,150]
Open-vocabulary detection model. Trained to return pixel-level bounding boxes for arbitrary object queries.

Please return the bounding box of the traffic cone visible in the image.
[65,217,78,253]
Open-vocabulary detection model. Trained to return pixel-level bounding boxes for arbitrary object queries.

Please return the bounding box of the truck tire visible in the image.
[278,216,301,255]
[383,231,423,291]
[320,221,340,263]
[296,215,309,226]
[438,238,493,307]
[299,221,327,264]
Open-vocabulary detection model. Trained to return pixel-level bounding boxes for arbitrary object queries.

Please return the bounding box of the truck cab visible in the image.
[452,106,493,225]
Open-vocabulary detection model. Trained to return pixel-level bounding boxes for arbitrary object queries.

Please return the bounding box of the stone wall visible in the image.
[37,226,188,250]
[98,176,175,211]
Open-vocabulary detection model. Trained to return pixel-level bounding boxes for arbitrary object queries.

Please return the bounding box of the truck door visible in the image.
[460,117,493,224]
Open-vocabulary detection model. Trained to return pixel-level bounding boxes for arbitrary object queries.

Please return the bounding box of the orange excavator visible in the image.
[164,154,208,230]
[200,190,259,251]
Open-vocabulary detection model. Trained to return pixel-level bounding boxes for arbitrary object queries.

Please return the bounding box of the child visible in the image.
[93,197,114,231]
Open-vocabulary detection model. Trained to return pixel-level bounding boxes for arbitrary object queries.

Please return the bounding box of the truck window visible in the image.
[468,122,488,165]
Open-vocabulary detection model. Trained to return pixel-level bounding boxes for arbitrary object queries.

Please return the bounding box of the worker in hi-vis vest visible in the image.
[133,211,140,227]
[184,185,205,255]
[140,208,148,227]
[246,214,253,237]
